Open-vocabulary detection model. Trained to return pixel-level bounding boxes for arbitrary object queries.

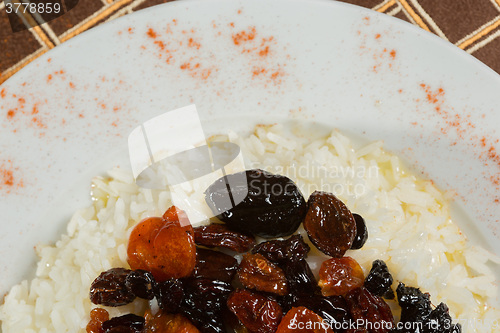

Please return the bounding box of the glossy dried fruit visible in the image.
[193,223,255,253]
[251,235,310,264]
[127,206,196,281]
[282,259,318,296]
[275,306,333,333]
[396,283,432,324]
[364,260,394,299]
[90,268,135,307]
[351,213,368,250]
[318,257,364,296]
[303,191,356,257]
[237,253,288,295]
[181,278,233,333]
[102,314,145,333]
[86,308,110,333]
[423,303,461,333]
[194,248,238,283]
[155,279,184,313]
[344,287,394,333]
[227,289,283,333]
[144,309,200,333]
[125,269,156,300]
[205,169,307,238]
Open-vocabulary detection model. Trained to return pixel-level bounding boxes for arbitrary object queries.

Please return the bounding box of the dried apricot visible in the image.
[127,206,196,281]
[318,257,364,296]
[86,308,109,333]
[303,191,356,257]
[193,223,255,253]
[145,309,200,333]
[237,253,288,296]
[276,307,333,333]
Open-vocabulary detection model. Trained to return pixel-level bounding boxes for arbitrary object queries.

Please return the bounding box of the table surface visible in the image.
[1,0,500,85]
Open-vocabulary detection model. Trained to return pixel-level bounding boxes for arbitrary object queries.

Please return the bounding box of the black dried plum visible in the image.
[193,223,256,252]
[303,191,356,257]
[90,268,135,307]
[282,258,318,296]
[102,314,145,333]
[351,213,368,249]
[422,303,462,333]
[125,269,156,300]
[364,260,394,299]
[205,169,307,238]
[344,287,394,333]
[154,279,184,313]
[194,248,238,283]
[396,282,432,324]
[252,234,310,264]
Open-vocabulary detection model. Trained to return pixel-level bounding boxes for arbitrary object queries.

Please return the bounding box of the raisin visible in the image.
[344,287,394,333]
[318,257,364,296]
[303,191,356,257]
[125,270,156,300]
[90,268,135,307]
[180,278,233,333]
[282,259,318,296]
[350,213,368,250]
[193,223,256,253]
[144,309,200,333]
[237,253,288,296]
[127,206,196,281]
[154,279,184,313]
[102,314,145,333]
[205,169,307,238]
[194,248,238,283]
[275,306,333,333]
[364,260,393,299]
[252,235,310,264]
[227,289,283,333]
[396,283,432,324]
[86,308,110,333]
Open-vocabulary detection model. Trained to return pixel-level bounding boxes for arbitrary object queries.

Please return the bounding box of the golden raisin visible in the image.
[276,307,334,333]
[86,308,109,333]
[237,253,288,296]
[145,309,200,333]
[318,257,364,296]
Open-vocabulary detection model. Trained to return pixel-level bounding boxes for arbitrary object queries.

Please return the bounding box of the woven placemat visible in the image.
[1,0,500,84]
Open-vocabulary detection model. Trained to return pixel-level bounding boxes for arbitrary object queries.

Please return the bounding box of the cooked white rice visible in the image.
[1,124,499,332]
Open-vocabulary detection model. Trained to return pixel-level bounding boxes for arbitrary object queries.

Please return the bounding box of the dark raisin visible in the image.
[102,314,145,333]
[318,257,364,296]
[252,235,310,264]
[303,191,356,257]
[125,270,156,300]
[90,268,135,307]
[193,223,256,253]
[194,248,238,283]
[364,260,393,298]
[227,289,283,333]
[344,287,394,333]
[396,282,432,324]
[276,306,334,333]
[351,213,368,249]
[422,303,461,333]
[154,279,184,313]
[237,253,288,296]
[180,278,233,333]
[86,308,110,333]
[205,169,307,238]
[282,259,319,296]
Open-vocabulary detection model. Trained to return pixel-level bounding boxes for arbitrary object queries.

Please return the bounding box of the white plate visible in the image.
[1,0,499,297]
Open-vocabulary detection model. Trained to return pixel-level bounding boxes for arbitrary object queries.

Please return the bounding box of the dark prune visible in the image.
[194,248,238,283]
[237,253,288,296]
[125,270,156,300]
[181,278,233,333]
[102,314,145,333]
[282,259,318,296]
[90,268,135,307]
[303,191,356,257]
[351,213,368,250]
[276,306,334,333]
[364,260,394,299]
[422,303,461,333]
[344,287,394,333]
[193,223,256,253]
[205,169,307,238]
[154,279,184,313]
[227,289,283,333]
[318,257,364,296]
[252,235,310,264]
[396,283,432,324]
[86,308,110,333]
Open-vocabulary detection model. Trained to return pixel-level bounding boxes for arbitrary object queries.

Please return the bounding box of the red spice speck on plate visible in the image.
[147,28,158,39]
[0,88,6,98]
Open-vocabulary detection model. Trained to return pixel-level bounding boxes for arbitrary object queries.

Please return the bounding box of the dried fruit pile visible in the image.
[86,169,461,333]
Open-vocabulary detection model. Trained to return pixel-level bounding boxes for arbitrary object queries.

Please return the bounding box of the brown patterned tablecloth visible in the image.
[1,0,500,84]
